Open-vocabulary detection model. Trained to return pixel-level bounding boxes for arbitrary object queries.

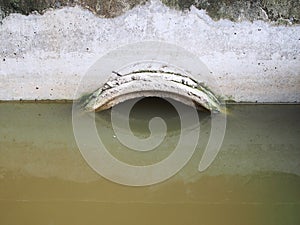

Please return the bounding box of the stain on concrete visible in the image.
[0,0,147,18]
[162,0,300,24]
[0,0,299,24]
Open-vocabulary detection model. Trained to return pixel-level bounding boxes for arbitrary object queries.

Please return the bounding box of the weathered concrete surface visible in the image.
[163,0,300,24]
[0,0,299,24]
[0,0,146,18]
[0,1,300,102]
[82,70,221,112]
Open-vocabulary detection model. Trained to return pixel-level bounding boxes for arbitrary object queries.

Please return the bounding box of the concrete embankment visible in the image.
[0,0,299,102]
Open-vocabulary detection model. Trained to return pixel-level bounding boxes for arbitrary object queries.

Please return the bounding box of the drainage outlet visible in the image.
[81,69,222,113]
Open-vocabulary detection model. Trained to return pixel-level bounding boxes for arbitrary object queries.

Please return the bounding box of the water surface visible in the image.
[0,100,299,225]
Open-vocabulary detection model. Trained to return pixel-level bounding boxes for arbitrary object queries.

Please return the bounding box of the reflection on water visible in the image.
[95,97,210,166]
[0,100,299,225]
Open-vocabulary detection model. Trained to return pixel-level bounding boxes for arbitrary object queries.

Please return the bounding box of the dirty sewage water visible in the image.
[0,99,299,225]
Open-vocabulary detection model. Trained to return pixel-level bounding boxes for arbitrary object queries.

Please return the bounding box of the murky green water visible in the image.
[0,100,299,225]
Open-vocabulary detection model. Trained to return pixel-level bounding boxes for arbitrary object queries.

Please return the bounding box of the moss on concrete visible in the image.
[162,0,300,24]
[0,0,146,18]
[0,0,299,24]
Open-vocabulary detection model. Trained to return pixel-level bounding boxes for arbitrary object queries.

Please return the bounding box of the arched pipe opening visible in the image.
[80,70,222,113]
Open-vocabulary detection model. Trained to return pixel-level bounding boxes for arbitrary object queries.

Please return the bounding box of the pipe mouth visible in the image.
[80,70,222,113]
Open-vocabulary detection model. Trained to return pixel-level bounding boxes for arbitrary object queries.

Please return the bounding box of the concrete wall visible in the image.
[0,0,300,102]
[1,0,300,23]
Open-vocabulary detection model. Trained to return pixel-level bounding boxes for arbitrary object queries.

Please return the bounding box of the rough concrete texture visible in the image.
[163,0,300,24]
[0,0,300,24]
[0,0,147,18]
[0,1,300,102]
[82,71,221,112]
